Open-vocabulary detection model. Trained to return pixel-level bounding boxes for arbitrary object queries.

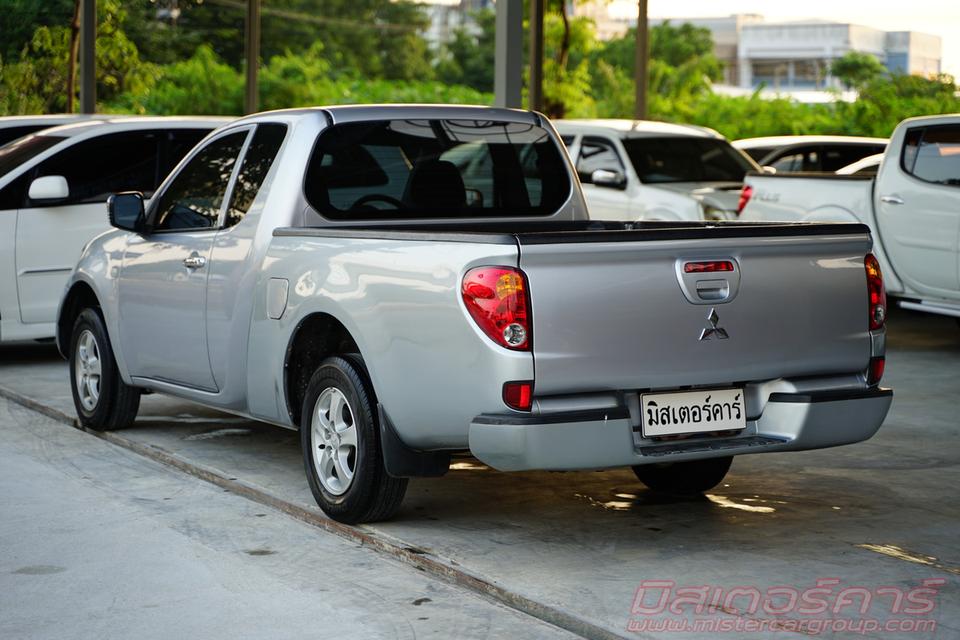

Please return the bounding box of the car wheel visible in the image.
[301,356,407,524]
[632,456,733,495]
[69,308,141,430]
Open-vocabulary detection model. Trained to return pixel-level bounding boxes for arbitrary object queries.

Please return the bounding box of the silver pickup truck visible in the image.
[58,105,893,523]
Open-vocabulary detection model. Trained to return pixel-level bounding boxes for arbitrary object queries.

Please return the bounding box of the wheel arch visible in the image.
[57,280,101,358]
[283,312,362,428]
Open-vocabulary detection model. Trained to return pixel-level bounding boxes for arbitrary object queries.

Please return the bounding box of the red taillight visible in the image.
[736,185,753,215]
[462,266,531,351]
[867,356,885,386]
[503,381,533,411]
[865,253,886,330]
[683,260,734,273]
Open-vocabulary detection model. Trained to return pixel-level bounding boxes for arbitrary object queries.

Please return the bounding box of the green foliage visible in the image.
[1,2,957,141]
[831,51,886,89]
[0,0,75,63]
[0,0,155,114]
[435,9,497,92]
[112,44,491,116]
[110,45,243,115]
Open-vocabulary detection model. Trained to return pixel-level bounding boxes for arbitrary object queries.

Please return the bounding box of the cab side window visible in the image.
[224,124,287,228]
[152,131,247,231]
[576,137,624,183]
[901,125,960,187]
[33,131,160,205]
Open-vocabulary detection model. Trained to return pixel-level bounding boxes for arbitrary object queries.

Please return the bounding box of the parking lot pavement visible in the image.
[0,397,578,640]
[1,306,958,639]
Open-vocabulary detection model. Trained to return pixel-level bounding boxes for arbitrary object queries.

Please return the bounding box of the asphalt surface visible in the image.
[0,305,957,639]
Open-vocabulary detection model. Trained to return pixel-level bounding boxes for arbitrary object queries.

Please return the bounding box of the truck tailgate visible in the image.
[518,224,873,395]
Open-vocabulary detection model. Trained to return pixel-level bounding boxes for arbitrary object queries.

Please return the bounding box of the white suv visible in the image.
[0,116,232,342]
[554,119,760,221]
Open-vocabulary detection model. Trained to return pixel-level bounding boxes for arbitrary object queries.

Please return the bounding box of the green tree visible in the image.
[435,9,497,92]
[831,51,886,89]
[0,0,75,63]
[0,0,155,114]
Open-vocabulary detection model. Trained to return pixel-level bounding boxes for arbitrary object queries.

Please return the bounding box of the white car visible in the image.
[0,116,232,342]
[739,114,960,319]
[733,135,887,172]
[554,119,760,221]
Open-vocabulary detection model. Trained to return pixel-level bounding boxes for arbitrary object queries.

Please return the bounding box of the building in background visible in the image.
[421,0,492,50]
[573,7,943,93]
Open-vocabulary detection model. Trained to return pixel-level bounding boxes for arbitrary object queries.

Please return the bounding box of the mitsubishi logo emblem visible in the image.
[699,307,729,341]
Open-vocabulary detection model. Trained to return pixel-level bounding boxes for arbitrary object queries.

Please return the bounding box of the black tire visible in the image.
[69,308,141,430]
[632,456,733,495]
[300,356,407,524]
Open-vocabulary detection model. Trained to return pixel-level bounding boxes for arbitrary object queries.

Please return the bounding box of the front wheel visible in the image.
[69,308,141,430]
[632,456,733,495]
[301,356,407,524]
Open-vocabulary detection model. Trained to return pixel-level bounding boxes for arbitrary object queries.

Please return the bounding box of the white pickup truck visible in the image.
[740,114,960,319]
[59,105,892,523]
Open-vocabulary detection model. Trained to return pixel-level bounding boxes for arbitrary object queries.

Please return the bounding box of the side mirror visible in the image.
[591,169,627,190]
[107,192,146,232]
[761,166,777,175]
[28,175,69,202]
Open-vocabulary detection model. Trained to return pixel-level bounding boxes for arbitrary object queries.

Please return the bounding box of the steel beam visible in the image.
[494,0,523,109]
[634,0,649,119]
[244,0,261,114]
[528,0,544,112]
[79,0,96,114]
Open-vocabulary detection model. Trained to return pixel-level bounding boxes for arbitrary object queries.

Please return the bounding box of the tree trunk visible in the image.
[66,0,81,113]
[558,1,570,69]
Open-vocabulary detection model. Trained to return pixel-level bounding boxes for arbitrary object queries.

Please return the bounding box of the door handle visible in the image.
[880,194,904,205]
[183,255,206,269]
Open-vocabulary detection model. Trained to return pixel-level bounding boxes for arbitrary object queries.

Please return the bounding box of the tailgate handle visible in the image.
[695,279,730,301]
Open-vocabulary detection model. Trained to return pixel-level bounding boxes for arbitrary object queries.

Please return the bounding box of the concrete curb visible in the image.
[0,383,637,640]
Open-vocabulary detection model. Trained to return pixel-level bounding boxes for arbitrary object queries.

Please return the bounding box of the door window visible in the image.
[152,131,247,231]
[576,138,624,183]
[901,125,960,187]
[33,131,161,205]
[224,124,287,227]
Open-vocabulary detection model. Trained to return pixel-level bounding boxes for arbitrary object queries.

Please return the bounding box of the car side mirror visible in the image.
[591,169,627,190]
[107,192,146,232]
[761,166,777,174]
[28,175,70,203]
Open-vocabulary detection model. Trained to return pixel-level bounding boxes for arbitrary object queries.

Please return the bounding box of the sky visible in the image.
[606,0,960,77]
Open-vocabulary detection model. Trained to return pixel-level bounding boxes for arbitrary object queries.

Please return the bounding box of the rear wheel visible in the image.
[301,356,407,523]
[632,456,733,495]
[69,308,140,430]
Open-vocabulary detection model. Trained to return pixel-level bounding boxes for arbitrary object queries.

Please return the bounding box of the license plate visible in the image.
[641,388,745,437]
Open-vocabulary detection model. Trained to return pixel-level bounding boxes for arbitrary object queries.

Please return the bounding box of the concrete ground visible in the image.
[0,306,957,639]
[0,397,576,640]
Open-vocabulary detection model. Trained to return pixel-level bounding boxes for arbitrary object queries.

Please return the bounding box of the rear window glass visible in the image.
[901,125,960,187]
[304,119,570,219]
[622,137,756,184]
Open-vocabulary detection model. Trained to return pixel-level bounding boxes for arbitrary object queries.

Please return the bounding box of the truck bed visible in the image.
[740,171,875,224]
[268,219,875,443]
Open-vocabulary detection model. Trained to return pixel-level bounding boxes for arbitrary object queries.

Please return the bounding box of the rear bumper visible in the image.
[468,388,893,472]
